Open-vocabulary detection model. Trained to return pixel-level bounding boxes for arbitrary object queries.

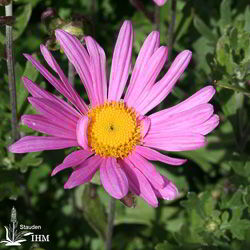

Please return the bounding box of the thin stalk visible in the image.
[154,4,160,31]
[167,0,177,62]
[6,2,19,142]
[105,197,116,250]
[91,0,97,37]
[130,0,154,23]
[68,61,75,86]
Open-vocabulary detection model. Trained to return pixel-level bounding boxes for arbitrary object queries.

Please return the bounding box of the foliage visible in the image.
[1,0,250,249]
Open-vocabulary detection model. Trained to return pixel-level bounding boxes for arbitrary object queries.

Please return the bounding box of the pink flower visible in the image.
[9,21,219,207]
[153,0,167,6]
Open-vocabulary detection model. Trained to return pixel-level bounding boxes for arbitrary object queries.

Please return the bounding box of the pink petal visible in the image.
[125,31,160,101]
[149,86,216,123]
[153,175,179,200]
[28,97,78,128]
[100,158,129,199]
[143,133,206,151]
[136,50,192,115]
[22,114,76,139]
[9,136,78,153]
[23,76,53,99]
[40,45,88,114]
[52,150,93,176]
[135,145,186,165]
[22,77,82,119]
[139,115,151,138]
[153,0,167,6]
[191,114,219,135]
[108,20,133,101]
[127,46,168,109]
[121,159,158,207]
[85,36,107,105]
[55,29,95,105]
[148,104,214,132]
[64,155,102,189]
[23,54,71,100]
[76,116,89,150]
[127,152,164,189]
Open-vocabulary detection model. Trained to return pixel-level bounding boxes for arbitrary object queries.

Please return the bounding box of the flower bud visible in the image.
[61,21,84,39]
[205,221,218,232]
[41,8,64,35]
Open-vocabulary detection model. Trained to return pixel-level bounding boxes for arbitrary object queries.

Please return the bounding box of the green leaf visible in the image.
[27,164,50,192]
[0,4,32,43]
[175,10,193,42]
[216,36,236,74]
[229,27,238,50]
[17,53,39,113]
[16,151,43,171]
[13,4,32,41]
[155,241,179,250]
[15,0,42,7]
[193,16,217,43]
[218,90,244,117]
[175,135,226,174]
[244,6,250,32]
[216,81,250,98]
[181,193,206,219]
[0,170,21,200]
[229,159,250,177]
[82,184,107,240]
[220,0,232,30]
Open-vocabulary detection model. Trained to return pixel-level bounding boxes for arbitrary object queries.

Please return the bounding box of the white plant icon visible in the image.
[0,207,33,246]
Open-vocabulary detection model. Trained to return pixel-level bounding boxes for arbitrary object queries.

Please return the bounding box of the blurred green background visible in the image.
[1,0,250,249]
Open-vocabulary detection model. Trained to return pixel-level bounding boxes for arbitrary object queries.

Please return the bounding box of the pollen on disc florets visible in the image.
[87,101,141,158]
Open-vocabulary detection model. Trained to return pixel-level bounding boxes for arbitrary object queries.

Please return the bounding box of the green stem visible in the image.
[167,0,177,62]
[105,197,116,250]
[154,4,160,31]
[129,0,154,23]
[6,1,19,142]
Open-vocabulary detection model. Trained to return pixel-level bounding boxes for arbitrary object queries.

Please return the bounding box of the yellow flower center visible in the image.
[87,101,141,158]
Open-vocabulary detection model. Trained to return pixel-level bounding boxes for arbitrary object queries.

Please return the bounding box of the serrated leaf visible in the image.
[216,36,235,74]
[220,189,244,210]
[181,192,206,219]
[221,211,229,223]
[220,0,232,30]
[229,27,238,50]
[17,151,43,168]
[193,16,217,43]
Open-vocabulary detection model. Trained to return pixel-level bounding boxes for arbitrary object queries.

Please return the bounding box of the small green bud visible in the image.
[61,21,84,39]
[206,221,218,232]
[41,8,64,35]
